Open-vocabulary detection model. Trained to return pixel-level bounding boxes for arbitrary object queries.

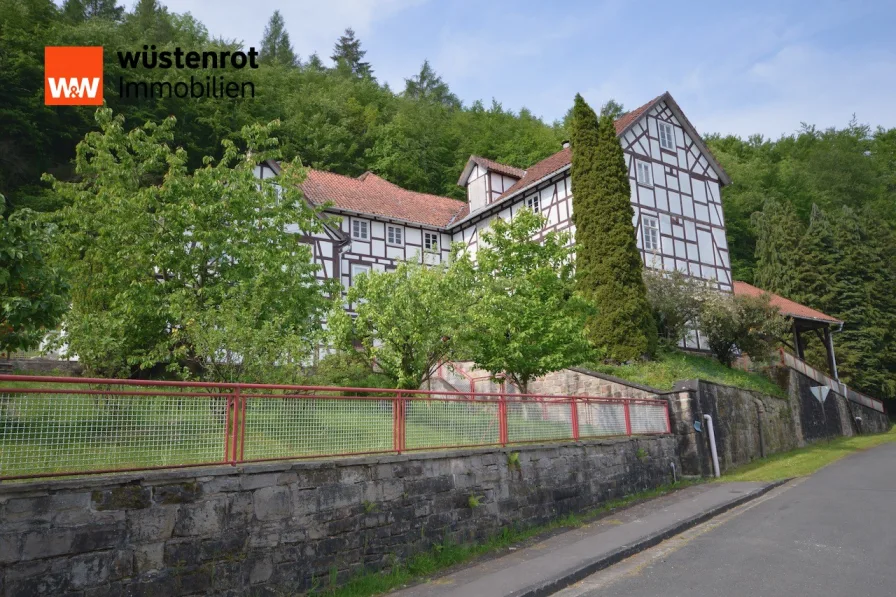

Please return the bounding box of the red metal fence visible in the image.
[0,374,670,481]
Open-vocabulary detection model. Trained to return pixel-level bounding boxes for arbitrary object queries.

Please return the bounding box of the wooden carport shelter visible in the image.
[733,281,843,379]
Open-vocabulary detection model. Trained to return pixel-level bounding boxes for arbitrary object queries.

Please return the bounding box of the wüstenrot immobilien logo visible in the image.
[45,46,103,105]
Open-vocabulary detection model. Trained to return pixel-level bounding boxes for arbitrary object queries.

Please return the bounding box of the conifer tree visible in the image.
[404,60,459,108]
[751,198,802,297]
[571,94,656,360]
[792,204,837,313]
[331,27,372,78]
[259,10,298,67]
[829,207,894,398]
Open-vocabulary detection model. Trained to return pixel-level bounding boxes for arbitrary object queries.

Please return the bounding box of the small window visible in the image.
[636,161,653,187]
[525,195,540,213]
[643,216,660,252]
[658,122,675,150]
[386,225,403,246]
[352,220,369,240]
[424,232,439,253]
[351,263,370,283]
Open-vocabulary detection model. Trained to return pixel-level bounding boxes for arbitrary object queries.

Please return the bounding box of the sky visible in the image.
[156,0,895,139]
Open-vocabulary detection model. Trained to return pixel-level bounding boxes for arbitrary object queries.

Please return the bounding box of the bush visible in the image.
[310,351,394,389]
[643,268,707,347]
[699,292,788,367]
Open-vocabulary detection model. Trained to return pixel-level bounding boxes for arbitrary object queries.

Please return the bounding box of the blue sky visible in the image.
[161,0,896,138]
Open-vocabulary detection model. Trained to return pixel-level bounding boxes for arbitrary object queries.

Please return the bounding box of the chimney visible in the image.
[562,140,570,149]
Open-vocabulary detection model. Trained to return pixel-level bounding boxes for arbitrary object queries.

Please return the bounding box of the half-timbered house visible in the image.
[264,92,733,349]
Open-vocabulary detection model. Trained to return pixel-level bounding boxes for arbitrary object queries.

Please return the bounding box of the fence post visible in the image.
[239,386,247,462]
[393,392,406,454]
[499,394,508,446]
[231,387,242,465]
[623,401,632,436]
[223,394,234,463]
[570,398,580,441]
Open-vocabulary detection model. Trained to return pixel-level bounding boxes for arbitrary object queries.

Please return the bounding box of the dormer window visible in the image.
[658,122,675,150]
[352,219,369,240]
[636,161,653,187]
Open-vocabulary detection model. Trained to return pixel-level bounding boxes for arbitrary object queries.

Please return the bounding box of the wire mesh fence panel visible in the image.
[629,402,669,434]
[0,389,227,478]
[404,398,499,450]
[241,396,393,460]
[577,401,628,437]
[506,399,574,443]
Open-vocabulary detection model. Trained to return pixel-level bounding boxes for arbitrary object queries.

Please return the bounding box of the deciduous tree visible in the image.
[328,257,469,390]
[46,109,336,379]
[0,201,68,355]
[457,209,594,394]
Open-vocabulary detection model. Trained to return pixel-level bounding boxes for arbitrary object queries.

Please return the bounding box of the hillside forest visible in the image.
[2,0,895,401]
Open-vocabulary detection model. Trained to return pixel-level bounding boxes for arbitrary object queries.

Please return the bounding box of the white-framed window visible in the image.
[658,121,675,150]
[636,161,653,186]
[525,195,540,213]
[386,224,404,246]
[643,216,660,252]
[352,219,369,240]
[351,263,371,284]
[423,232,439,253]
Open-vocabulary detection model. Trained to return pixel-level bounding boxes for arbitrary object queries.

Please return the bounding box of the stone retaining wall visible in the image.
[0,436,679,596]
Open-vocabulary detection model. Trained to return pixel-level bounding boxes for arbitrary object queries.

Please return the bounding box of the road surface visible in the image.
[557,442,896,597]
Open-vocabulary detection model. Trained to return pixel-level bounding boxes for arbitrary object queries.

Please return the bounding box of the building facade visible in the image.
[262,92,733,349]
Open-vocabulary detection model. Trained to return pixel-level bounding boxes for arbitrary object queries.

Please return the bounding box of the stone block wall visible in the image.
[0,436,680,596]
[524,367,661,401]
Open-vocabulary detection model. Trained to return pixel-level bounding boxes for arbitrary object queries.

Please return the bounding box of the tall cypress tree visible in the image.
[259,10,298,67]
[751,198,802,297]
[571,94,656,360]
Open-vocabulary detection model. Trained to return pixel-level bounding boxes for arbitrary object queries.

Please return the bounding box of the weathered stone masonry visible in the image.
[0,436,679,596]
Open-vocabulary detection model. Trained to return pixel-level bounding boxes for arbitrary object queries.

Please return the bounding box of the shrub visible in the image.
[643,267,708,347]
[310,351,394,389]
[699,292,788,367]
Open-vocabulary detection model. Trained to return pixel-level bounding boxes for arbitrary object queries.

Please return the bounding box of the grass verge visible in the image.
[721,426,896,482]
[582,349,786,398]
[316,479,702,597]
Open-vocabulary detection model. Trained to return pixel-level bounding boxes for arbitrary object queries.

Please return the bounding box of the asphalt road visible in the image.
[557,442,896,597]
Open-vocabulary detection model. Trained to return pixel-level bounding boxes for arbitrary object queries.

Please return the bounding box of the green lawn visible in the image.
[582,349,787,398]
[720,426,896,482]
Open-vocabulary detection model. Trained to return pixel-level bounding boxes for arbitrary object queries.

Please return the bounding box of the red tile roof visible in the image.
[489,96,661,204]
[468,156,526,179]
[301,169,468,228]
[733,281,842,324]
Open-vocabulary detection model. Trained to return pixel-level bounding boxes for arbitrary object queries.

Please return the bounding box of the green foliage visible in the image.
[403,60,460,108]
[506,451,521,470]
[259,10,297,67]
[310,351,395,389]
[0,201,68,354]
[643,267,707,347]
[329,258,469,390]
[467,494,481,509]
[570,95,656,360]
[456,209,594,394]
[331,27,372,78]
[699,292,788,368]
[751,199,802,297]
[635,448,648,462]
[46,109,336,379]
